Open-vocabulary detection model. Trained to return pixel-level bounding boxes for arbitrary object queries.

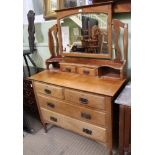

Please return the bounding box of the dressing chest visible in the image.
[30,2,128,154]
[30,70,126,153]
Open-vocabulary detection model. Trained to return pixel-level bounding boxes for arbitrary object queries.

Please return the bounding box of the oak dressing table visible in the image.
[30,2,128,154]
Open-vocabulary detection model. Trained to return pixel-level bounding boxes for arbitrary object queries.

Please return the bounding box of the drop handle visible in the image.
[83,70,90,75]
[47,102,55,108]
[79,98,88,104]
[81,112,91,120]
[50,116,57,122]
[83,128,92,135]
[44,88,51,94]
[65,68,71,72]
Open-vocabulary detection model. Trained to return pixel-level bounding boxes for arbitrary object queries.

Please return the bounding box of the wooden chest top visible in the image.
[30,70,126,97]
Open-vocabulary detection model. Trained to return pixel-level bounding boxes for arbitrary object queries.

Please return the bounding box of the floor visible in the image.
[23,114,118,155]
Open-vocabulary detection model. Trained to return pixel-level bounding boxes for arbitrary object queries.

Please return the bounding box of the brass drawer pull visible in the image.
[83,128,92,135]
[47,102,55,108]
[83,70,90,75]
[44,89,51,94]
[79,98,88,104]
[65,68,71,72]
[50,116,57,122]
[81,112,91,120]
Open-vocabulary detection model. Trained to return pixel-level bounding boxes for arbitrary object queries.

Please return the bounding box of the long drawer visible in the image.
[65,89,106,110]
[41,108,107,143]
[34,81,64,99]
[38,94,106,127]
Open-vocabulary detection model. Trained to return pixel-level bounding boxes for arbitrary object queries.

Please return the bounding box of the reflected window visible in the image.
[51,0,58,10]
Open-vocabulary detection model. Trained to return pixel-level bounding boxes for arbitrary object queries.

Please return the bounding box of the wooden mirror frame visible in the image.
[56,3,112,59]
[43,0,60,20]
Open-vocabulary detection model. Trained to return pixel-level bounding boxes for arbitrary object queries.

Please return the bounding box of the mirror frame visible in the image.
[43,0,60,20]
[56,3,112,59]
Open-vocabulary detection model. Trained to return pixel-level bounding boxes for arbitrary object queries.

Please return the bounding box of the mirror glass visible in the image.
[60,0,93,9]
[51,0,58,11]
[60,13,109,54]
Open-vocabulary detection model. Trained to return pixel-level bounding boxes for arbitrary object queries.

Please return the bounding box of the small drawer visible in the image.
[37,94,106,127]
[34,81,64,99]
[77,67,97,76]
[60,65,76,73]
[65,89,106,110]
[41,108,107,143]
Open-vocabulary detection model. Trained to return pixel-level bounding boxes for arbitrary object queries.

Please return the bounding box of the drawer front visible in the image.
[38,94,106,127]
[65,89,106,110]
[34,81,64,99]
[77,67,96,76]
[60,65,76,73]
[41,108,107,143]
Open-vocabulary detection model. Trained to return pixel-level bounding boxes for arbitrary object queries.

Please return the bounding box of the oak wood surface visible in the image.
[113,1,131,13]
[46,24,62,69]
[93,0,131,13]
[65,88,106,110]
[34,81,64,100]
[113,19,128,63]
[60,64,77,73]
[41,108,107,143]
[48,24,58,57]
[105,97,113,152]
[77,67,97,76]
[119,105,131,155]
[30,3,129,154]
[30,70,126,97]
[37,94,106,127]
[124,106,131,154]
[62,57,124,69]
[60,61,99,68]
[32,81,48,132]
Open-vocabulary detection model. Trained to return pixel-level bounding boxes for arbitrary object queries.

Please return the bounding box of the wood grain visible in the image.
[37,94,106,127]
[65,88,106,110]
[113,1,131,13]
[62,57,124,69]
[60,64,77,73]
[34,81,64,99]
[30,70,126,96]
[105,97,113,153]
[32,81,48,132]
[77,67,97,76]
[41,108,107,143]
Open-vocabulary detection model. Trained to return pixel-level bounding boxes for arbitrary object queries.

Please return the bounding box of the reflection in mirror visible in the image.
[60,13,108,54]
[62,0,93,9]
[51,0,58,10]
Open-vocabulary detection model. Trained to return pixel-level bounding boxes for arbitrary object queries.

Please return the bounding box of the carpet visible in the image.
[23,126,110,155]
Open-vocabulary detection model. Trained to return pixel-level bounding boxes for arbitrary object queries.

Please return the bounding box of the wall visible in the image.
[23,20,57,68]
[23,13,131,75]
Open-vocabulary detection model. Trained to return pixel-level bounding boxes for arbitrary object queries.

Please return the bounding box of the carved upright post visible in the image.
[27,10,35,53]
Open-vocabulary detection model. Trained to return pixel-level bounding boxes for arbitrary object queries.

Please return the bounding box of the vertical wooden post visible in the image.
[32,81,48,132]
[106,97,113,155]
